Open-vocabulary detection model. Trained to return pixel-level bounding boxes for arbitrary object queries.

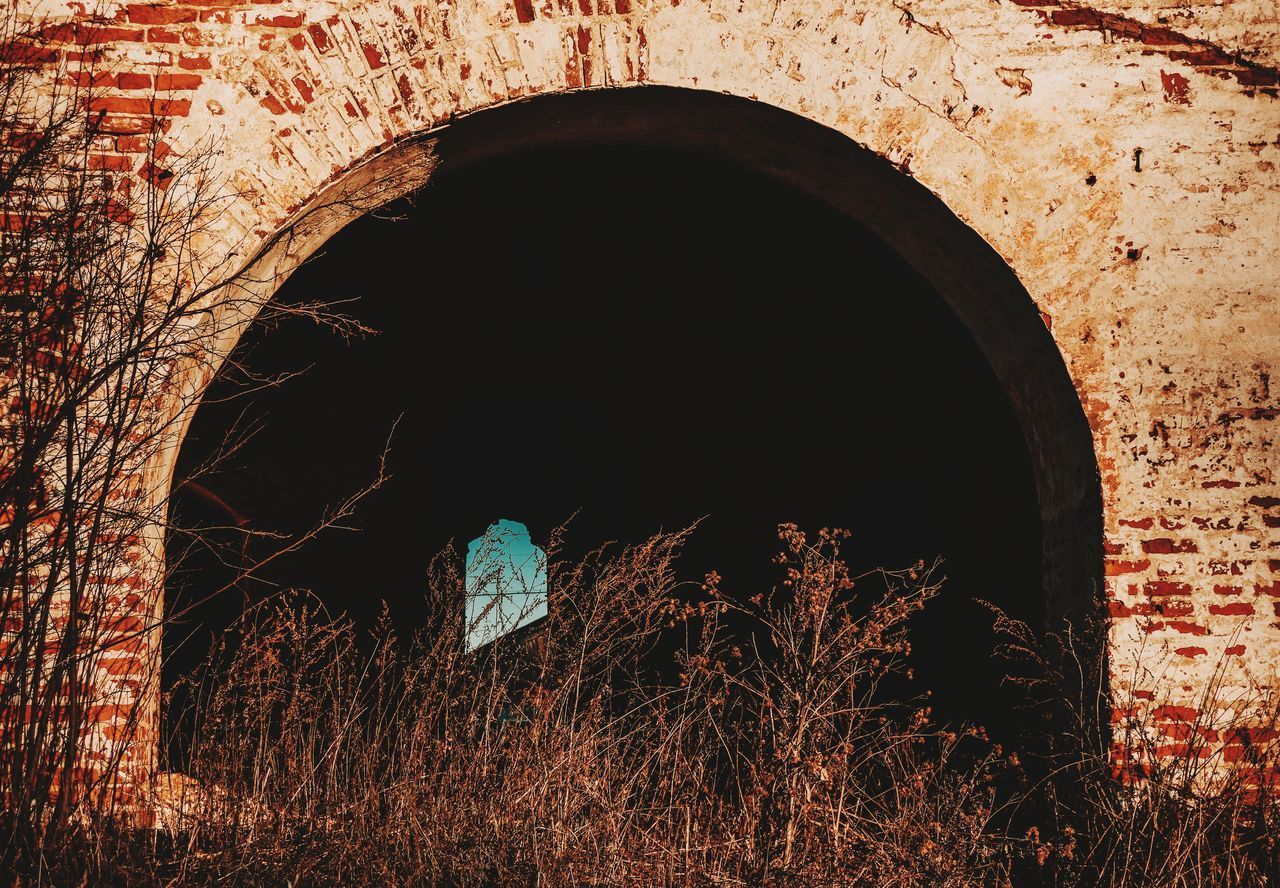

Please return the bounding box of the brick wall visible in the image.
[10,0,1279,798]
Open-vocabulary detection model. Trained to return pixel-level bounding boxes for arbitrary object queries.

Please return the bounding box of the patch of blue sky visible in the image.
[464,519,548,652]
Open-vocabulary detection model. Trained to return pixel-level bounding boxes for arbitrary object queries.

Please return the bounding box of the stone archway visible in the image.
[176,84,1102,628]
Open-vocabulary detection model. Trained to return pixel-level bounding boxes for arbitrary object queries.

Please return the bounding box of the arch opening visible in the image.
[163,87,1103,754]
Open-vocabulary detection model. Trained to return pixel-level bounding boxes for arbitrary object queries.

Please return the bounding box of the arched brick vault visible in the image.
[20,0,1280,782]
[234,86,1103,630]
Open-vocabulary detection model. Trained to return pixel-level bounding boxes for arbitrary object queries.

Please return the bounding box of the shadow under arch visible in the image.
[418,85,1104,631]
[164,85,1105,751]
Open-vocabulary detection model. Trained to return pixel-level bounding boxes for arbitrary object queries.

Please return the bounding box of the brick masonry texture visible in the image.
[12,0,1280,794]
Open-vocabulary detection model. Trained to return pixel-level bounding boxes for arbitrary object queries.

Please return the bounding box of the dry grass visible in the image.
[155,524,994,886]
[6,524,1278,886]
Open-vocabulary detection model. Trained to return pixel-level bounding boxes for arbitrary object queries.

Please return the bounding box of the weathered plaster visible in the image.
[13,0,1280,784]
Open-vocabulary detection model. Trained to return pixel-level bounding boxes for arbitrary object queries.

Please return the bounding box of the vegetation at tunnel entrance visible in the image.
[27,524,1280,887]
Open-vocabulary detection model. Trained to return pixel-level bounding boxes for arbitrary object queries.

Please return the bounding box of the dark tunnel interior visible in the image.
[165,142,1047,751]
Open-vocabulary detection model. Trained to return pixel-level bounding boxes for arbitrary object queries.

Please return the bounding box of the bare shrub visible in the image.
[0,8,230,853]
[130,526,1279,888]
[0,7,388,870]
[111,524,1019,887]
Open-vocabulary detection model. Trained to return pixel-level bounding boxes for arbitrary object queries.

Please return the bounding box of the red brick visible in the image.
[80,26,146,44]
[1107,18,1144,40]
[258,12,304,28]
[362,41,386,69]
[117,72,152,89]
[1154,742,1212,759]
[1223,727,1279,744]
[65,70,117,88]
[1157,600,1195,617]
[114,135,148,152]
[1144,581,1192,596]
[177,52,212,69]
[1106,558,1150,576]
[1119,517,1154,529]
[101,656,143,676]
[106,616,145,635]
[1141,538,1198,554]
[291,76,315,103]
[154,73,203,90]
[1109,600,1158,618]
[139,161,174,188]
[107,593,145,610]
[146,27,182,44]
[91,96,191,116]
[86,704,128,723]
[1168,48,1234,67]
[101,722,139,741]
[1160,721,1207,741]
[86,154,134,171]
[126,5,199,25]
[1222,744,1251,762]
[1209,602,1254,616]
[307,23,333,52]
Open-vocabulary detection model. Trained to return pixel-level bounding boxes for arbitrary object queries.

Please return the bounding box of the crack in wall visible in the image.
[873,4,989,161]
